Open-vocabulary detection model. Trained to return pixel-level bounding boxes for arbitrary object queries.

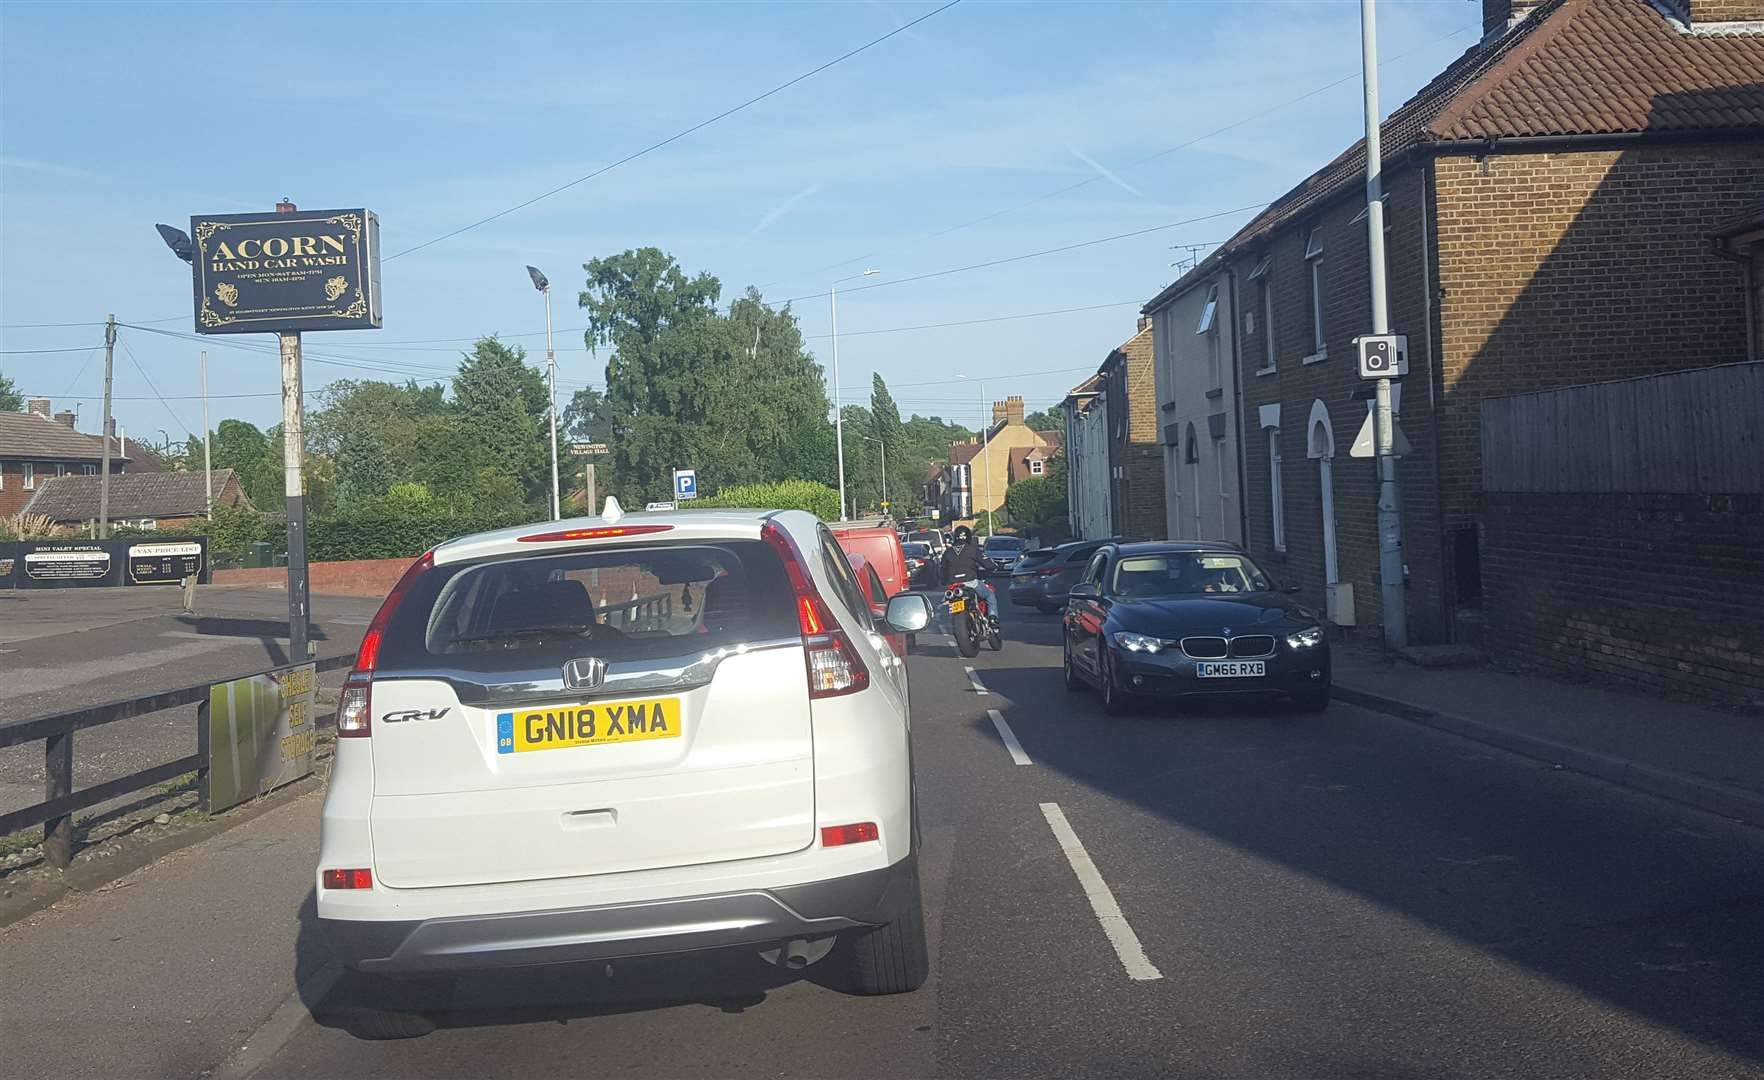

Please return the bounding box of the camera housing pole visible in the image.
[1361,0,1408,649]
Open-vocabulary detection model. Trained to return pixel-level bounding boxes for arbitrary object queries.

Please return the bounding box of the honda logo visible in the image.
[563,656,607,691]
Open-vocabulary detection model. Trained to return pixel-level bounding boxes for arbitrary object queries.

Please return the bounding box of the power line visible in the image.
[384,0,965,262]
[119,335,193,437]
[0,345,93,354]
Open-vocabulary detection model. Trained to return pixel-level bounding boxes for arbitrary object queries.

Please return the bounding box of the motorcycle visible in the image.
[944,580,1003,657]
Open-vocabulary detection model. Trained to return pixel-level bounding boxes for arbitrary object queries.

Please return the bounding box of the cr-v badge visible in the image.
[564,656,607,691]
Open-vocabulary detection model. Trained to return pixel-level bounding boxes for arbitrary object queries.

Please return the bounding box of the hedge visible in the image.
[692,480,840,521]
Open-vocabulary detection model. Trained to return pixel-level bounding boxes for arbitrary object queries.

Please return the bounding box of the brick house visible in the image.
[937,396,1059,525]
[0,399,133,518]
[1146,0,1764,643]
[1098,323,1167,540]
[24,469,251,530]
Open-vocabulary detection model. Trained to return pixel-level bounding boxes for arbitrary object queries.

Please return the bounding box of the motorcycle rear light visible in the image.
[322,868,373,890]
[335,678,372,738]
[820,822,879,847]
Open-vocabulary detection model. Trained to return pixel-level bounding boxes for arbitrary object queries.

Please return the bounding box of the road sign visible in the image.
[1355,333,1408,378]
[645,501,676,512]
[568,442,608,457]
[1349,410,1411,458]
[673,468,698,501]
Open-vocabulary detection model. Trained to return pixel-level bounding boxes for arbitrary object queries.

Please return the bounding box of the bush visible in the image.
[693,480,840,521]
[307,503,534,562]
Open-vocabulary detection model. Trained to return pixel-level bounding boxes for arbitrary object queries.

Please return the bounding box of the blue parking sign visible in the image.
[673,468,698,500]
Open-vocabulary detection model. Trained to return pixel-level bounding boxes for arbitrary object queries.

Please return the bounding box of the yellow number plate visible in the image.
[948,598,966,613]
[497,698,682,755]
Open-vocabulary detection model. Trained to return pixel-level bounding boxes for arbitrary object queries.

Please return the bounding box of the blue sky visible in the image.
[0,0,1475,449]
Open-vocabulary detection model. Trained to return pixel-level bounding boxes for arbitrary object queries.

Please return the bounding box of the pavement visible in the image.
[1332,649,1764,824]
[0,585,378,821]
[1,606,1761,1078]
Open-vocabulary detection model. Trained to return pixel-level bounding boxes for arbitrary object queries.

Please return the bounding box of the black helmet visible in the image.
[952,525,973,543]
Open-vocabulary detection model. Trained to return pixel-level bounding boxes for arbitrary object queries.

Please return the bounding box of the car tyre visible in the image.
[1100,646,1136,717]
[1294,686,1331,713]
[1063,638,1085,692]
[836,883,929,995]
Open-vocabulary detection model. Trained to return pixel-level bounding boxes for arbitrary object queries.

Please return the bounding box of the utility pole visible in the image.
[584,461,597,515]
[277,199,312,662]
[98,314,116,539]
[543,284,560,521]
[200,350,213,516]
[1361,0,1408,650]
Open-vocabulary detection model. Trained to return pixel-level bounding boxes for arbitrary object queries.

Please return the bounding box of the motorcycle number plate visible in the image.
[948,599,966,613]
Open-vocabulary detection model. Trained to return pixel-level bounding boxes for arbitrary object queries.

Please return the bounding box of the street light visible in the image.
[860,433,888,516]
[155,224,194,264]
[526,265,561,521]
[955,374,995,534]
[830,268,879,520]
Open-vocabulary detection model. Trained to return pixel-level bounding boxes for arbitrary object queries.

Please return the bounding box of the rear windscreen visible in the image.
[375,540,798,673]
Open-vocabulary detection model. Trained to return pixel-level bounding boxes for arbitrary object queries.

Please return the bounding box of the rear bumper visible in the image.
[1008,579,1045,606]
[322,853,919,974]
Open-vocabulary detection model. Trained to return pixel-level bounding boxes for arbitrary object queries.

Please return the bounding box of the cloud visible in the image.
[750,183,825,236]
[1065,144,1144,200]
[0,155,105,181]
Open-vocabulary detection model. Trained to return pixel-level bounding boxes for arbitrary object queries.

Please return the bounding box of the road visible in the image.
[3,603,1761,1078]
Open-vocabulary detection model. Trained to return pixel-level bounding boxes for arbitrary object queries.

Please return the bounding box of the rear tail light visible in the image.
[321,868,373,890]
[517,524,673,543]
[820,822,879,847]
[1037,566,1063,577]
[762,522,871,700]
[338,549,435,739]
[335,676,372,739]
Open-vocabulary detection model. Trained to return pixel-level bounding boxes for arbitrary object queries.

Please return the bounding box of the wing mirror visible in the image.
[883,592,934,633]
[1068,581,1100,600]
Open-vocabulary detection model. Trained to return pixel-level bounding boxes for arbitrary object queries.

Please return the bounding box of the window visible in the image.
[56,464,67,477]
[1083,550,1110,586]
[83,464,97,475]
[1247,255,1276,373]
[1305,228,1326,356]
[819,525,875,631]
[1029,458,1044,476]
[1184,426,1201,539]
[1269,428,1287,553]
[1196,284,1221,388]
[22,463,35,490]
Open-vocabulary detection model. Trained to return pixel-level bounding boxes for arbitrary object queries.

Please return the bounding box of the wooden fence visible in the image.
[1481,362,1763,494]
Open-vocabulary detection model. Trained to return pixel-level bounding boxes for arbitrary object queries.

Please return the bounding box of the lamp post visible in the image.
[527,265,561,521]
[956,374,995,534]
[830,269,879,520]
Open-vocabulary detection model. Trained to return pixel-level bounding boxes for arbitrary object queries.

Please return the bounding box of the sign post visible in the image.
[173,199,382,662]
[673,468,698,502]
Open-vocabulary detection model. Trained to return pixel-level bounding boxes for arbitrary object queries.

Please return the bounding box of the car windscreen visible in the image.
[902,543,930,557]
[985,537,1025,550]
[375,540,798,673]
[1109,552,1270,598]
[908,532,937,545]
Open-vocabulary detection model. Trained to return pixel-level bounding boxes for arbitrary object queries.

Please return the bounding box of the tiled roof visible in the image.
[1145,0,1764,312]
[950,442,985,467]
[24,469,242,521]
[1007,446,1050,480]
[1038,429,1064,449]
[1064,373,1105,401]
[0,410,131,462]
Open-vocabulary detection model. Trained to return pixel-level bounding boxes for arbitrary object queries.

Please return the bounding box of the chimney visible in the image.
[1005,395,1025,425]
[27,397,50,417]
[53,410,75,429]
[1482,0,1540,36]
[992,400,1008,426]
[276,197,298,214]
[1136,315,1151,333]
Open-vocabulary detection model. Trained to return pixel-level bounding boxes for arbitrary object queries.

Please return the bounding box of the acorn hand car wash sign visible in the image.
[190,208,381,334]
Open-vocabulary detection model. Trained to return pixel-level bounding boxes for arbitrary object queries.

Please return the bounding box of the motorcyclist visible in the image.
[941,525,1002,633]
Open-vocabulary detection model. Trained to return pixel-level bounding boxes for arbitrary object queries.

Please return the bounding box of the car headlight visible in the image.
[1113,632,1165,653]
[1285,626,1325,649]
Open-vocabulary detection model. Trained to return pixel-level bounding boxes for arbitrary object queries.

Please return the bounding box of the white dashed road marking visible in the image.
[1039,802,1164,982]
[987,708,1032,766]
[965,666,989,695]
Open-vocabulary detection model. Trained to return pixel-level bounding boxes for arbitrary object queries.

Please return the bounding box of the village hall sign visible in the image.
[189,208,382,334]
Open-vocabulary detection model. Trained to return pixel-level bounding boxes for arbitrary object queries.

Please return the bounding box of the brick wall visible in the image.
[1433,143,1764,534]
[1685,0,1764,21]
[1482,493,1764,706]
[216,557,419,599]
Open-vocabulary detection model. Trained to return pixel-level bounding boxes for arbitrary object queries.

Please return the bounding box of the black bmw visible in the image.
[1061,541,1331,715]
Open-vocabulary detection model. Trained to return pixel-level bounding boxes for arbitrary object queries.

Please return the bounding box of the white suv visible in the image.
[317,505,932,1015]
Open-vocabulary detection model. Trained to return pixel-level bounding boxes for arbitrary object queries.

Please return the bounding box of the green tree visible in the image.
[1024,405,1063,432]
[694,480,840,520]
[1004,474,1060,525]
[210,419,282,510]
[0,372,21,412]
[452,337,549,502]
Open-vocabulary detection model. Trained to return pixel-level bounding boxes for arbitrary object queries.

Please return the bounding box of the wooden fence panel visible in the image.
[1481,362,1763,494]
